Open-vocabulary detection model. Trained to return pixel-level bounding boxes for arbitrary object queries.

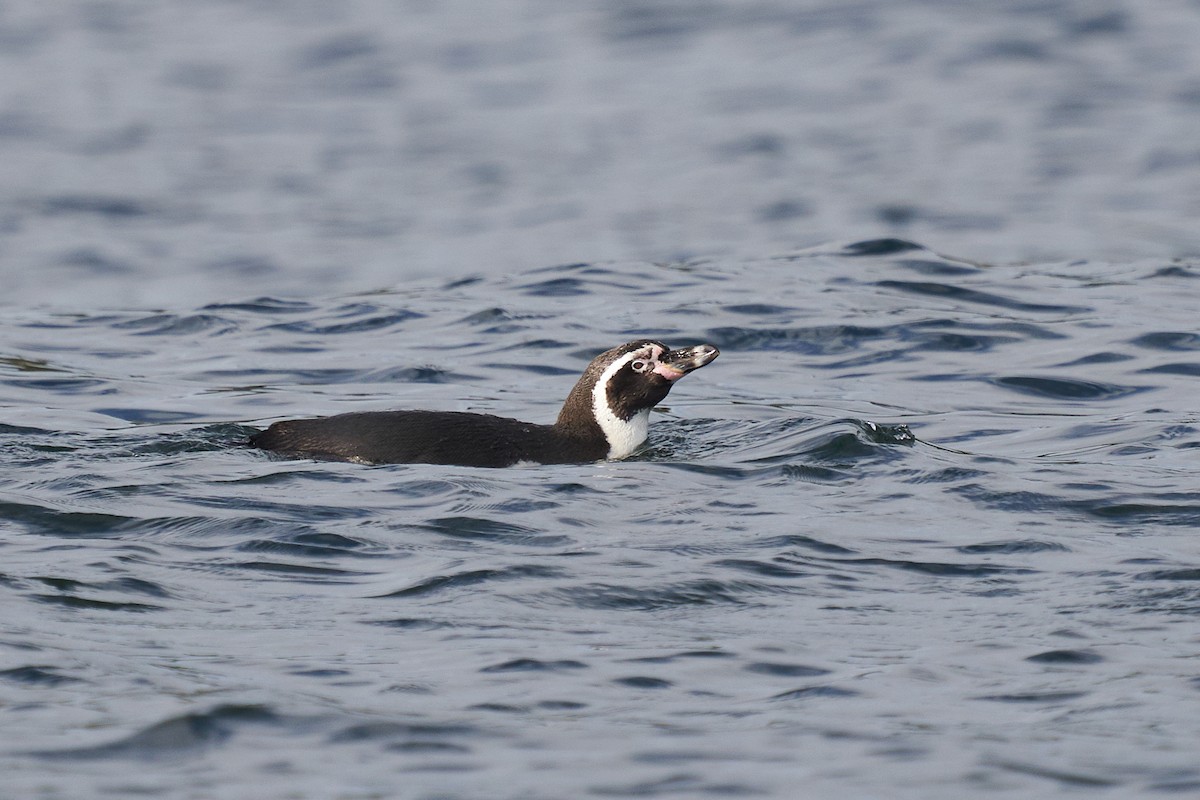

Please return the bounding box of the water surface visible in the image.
[3,241,1199,798]
[4,1,1200,796]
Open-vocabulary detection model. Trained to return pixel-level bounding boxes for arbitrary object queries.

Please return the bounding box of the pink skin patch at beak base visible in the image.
[653,363,687,381]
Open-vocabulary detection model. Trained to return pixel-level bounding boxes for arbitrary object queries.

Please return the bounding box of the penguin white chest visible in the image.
[590,354,653,460]
[598,406,650,459]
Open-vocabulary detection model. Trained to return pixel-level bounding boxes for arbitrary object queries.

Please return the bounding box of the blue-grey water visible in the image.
[3,2,1200,799]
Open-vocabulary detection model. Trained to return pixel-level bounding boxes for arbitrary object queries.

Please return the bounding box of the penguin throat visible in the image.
[590,354,651,459]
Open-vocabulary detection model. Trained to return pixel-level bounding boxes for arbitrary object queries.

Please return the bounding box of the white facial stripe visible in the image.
[592,348,653,459]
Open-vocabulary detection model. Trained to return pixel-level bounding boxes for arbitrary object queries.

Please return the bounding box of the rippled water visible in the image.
[7,1,1200,310]
[5,0,1200,796]
[3,240,1200,797]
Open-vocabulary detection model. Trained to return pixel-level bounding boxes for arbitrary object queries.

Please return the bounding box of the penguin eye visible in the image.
[630,359,649,373]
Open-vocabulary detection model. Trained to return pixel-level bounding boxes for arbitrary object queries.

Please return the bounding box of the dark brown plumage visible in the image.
[250,340,718,467]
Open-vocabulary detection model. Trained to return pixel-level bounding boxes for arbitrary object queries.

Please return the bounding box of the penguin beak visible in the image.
[653,344,720,381]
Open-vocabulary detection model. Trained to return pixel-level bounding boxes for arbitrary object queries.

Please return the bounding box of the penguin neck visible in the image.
[593,405,650,459]
[553,357,650,460]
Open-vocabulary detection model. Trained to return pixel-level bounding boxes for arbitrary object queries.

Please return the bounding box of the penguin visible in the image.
[249,339,719,467]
